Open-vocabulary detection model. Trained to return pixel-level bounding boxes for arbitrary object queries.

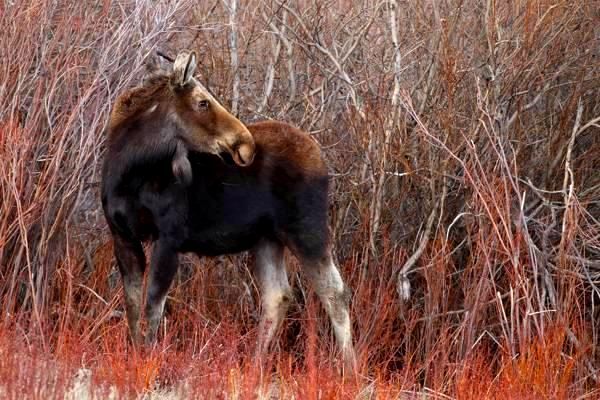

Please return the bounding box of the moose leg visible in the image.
[113,235,146,345]
[303,251,356,372]
[254,241,292,356]
[145,239,179,344]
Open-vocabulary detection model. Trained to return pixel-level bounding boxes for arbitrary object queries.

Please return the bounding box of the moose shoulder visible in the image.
[101,51,355,371]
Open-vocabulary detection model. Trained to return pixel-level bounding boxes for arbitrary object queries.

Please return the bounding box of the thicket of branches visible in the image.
[0,0,598,397]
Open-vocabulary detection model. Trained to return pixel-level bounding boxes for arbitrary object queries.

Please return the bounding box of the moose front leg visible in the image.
[145,239,179,344]
[113,235,146,346]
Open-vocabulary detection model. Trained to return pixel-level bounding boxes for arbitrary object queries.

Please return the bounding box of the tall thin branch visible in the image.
[228,0,240,115]
[370,0,402,253]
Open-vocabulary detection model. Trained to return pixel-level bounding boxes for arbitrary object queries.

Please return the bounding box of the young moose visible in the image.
[101,51,355,369]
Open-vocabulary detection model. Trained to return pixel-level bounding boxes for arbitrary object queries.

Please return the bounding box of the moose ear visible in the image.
[172,51,197,87]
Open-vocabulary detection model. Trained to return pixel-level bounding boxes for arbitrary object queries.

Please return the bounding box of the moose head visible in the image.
[165,51,255,168]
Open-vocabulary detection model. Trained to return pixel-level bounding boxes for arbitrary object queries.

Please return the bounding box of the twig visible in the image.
[396,202,437,301]
[559,99,583,251]
[257,10,284,114]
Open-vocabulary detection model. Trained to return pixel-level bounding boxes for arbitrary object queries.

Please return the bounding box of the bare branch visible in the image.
[228,0,240,115]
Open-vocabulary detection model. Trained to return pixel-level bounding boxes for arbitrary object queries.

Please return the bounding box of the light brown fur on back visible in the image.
[247,121,327,176]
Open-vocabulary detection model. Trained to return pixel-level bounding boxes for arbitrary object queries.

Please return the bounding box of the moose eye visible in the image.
[198,100,210,110]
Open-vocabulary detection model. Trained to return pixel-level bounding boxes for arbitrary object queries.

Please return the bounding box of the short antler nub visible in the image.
[156,50,174,63]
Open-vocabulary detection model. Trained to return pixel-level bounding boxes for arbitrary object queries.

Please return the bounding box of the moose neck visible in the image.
[105,108,181,191]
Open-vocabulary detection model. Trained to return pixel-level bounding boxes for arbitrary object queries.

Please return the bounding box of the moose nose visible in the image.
[232,140,255,167]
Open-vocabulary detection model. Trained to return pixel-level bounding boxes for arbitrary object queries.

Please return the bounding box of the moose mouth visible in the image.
[217,141,255,167]
[232,143,255,166]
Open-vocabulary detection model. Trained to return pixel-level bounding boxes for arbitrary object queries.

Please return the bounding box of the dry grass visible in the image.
[0,0,599,398]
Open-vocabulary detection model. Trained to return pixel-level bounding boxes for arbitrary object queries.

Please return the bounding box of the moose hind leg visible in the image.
[113,235,146,345]
[303,252,356,371]
[145,239,179,344]
[254,241,292,355]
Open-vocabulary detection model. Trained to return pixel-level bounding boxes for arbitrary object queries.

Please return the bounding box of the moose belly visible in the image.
[181,186,276,256]
[181,218,272,256]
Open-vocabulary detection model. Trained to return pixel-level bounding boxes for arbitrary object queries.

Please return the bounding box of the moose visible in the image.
[101,51,355,369]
